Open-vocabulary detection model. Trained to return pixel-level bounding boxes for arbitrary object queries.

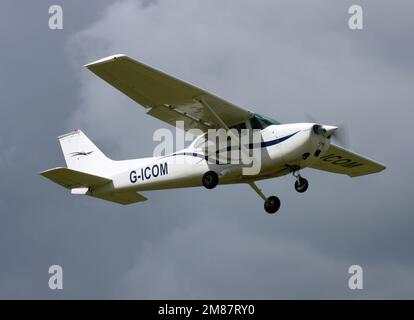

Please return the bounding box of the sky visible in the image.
[0,0,413,299]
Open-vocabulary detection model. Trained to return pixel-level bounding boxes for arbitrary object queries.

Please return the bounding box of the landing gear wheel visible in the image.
[264,196,281,214]
[294,177,309,193]
[202,171,219,189]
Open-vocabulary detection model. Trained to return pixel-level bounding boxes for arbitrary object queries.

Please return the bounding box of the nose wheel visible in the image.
[293,170,309,193]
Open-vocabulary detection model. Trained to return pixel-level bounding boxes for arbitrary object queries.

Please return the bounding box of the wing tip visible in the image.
[84,54,128,68]
[348,165,386,177]
[39,167,65,176]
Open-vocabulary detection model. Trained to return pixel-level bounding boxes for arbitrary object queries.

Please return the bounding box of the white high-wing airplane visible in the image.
[40,54,385,213]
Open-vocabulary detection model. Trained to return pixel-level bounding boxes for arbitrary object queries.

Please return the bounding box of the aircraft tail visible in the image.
[58,130,112,174]
[41,130,148,205]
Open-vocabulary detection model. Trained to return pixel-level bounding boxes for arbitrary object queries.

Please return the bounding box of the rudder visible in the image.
[58,130,112,174]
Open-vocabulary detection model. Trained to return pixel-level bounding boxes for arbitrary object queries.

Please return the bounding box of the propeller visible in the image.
[305,113,350,148]
[331,126,349,148]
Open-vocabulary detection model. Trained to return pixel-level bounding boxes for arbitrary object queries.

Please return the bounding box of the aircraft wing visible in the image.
[310,144,386,177]
[85,54,253,132]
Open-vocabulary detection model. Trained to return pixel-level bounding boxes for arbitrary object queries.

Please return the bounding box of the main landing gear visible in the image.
[202,171,219,189]
[247,170,309,214]
[264,196,281,214]
[202,170,308,214]
[248,182,281,214]
[293,170,309,193]
[202,171,281,213]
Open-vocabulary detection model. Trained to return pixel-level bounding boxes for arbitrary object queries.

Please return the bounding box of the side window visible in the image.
[194,136,206,149]
[260,118,273,127]
[249,114,279,130]
[249,116,263,130]
[230,122,247,132]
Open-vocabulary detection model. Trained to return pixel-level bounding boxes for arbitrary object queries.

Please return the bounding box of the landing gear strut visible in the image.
[293,170,309,193]
[202,171,219,189]
[248,182,281,214]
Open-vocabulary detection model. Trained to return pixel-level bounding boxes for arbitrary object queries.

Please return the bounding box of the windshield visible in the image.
[249,113,280,130]
[192,113,279,149]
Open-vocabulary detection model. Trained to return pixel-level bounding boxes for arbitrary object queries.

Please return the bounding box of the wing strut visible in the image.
[248,182,267,201]
[196,98,230,130]
[197,97,252,159]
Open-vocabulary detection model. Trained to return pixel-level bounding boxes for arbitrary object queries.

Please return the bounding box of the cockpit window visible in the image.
[249,116,262,130]
[249,113,279,130]
[193,113,279,150]
[230,114,279,132]
[194,134,212,150]
[230,122,247,132]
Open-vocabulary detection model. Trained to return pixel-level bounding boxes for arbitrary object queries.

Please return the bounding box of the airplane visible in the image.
[40,54,386,214]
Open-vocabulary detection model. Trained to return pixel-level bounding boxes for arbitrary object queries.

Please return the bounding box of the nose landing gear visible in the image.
[293,170,309,193]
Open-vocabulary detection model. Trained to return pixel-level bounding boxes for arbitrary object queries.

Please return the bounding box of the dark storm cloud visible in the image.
[0,0,413,298]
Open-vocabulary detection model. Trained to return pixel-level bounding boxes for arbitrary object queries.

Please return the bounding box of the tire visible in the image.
[202,171,219,189]
[264,196,281,214]
[294,177,309,193]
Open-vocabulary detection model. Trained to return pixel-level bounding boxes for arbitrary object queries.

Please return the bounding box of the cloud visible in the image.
[0,0,413,298]
[59,0,414,298]
[116,213,345,299]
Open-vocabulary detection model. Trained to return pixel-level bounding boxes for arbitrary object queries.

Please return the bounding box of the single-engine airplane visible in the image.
[41,54,385,213]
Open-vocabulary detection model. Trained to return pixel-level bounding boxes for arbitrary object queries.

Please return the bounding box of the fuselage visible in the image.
[92,123,335,197]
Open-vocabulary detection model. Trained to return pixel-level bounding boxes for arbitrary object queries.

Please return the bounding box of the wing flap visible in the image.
[40,167,111,189]
[147,104,211,132]
[310,144,386,177]
[85,54,252,131]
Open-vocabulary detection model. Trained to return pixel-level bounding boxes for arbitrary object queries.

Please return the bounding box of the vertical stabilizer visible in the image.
[58,130,112,174]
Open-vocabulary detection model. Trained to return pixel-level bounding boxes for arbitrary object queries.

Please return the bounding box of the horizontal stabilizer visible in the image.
[91,191,147,205]
[310,144,386,177]
[41,167,147,205]
[40,167,111,189]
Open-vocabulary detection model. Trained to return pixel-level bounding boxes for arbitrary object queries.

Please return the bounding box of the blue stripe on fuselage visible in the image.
[161,131,299,164]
